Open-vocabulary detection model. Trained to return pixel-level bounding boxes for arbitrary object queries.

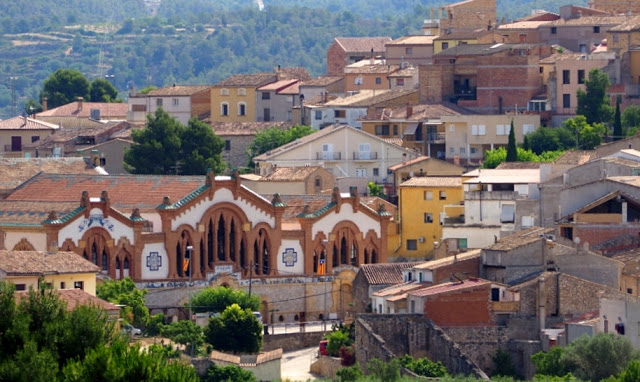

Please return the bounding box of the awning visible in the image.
[403,123,418,135]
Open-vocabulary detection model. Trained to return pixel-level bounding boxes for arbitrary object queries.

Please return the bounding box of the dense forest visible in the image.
[0,0,586,119]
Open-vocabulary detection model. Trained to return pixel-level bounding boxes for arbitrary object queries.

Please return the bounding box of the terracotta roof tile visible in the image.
[300,77,344,87]
[215,73,276,87]
[325,89,417,108]
[495,162,544,169]
[0,250,99,275]
[0,201,79,226]
[0,116,59,130]
[413,249,481,270]
[0,157,102,190]
[258,80,299,92]
[147,85,211,96]
[400,176,462,188]
[15,288,119,312]
[36,101,127,119]
[334,37,392,53]
[345,63,400,74]
[547,15,629,26]
[409,278,491,297]
[361,103,471,122]
[553,150,596,165]
[204,121,294,136]
[260,166,322,181]
[485,227,554,251]
[277,67,312,81]
[5,173,206,213]
[358,262,425,285]
[386,35,437,45]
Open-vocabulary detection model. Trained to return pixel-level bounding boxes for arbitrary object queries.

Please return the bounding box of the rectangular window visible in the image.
[405,47,413,55]
[478,125,486,135]
[551,26,557,34]
[471,125,478,135]
[375,125,390,135]
[393,125,398,135]
[225,140,231,151]
[222,104,229,116]
[439,191,447,200]
[500,204,515,223]
[593,26,600,33]
[315,110,322,120]
[424,191,433,200]
[496,124,505,135]
[375,77,382,85]
[458,238,468,250]
[460,147,466,154]
[15,284,26,291]
[523,124,535,135]
[60,282,66,289]
[355,169,367,178]
[424,213,433,223]
[373,168,379,176]
[580,44,587,53]
[563,70,570,84]
[450,147,455,154]
[449,124,455,132]
[239,103,246,116]
[442,42,449,50]
[74,281,84,290]
[396,78,405,86]
[156,99,163,107]
[334,110,346,118]
[470,147,478,154]
[628,288,633,294]
[172,98,179,106]
[262,92,270,100]
[563,94,571,108]
[578,70,585,84]
[407,239,417,250]
[31,136,39,143]
[220,88,229,96]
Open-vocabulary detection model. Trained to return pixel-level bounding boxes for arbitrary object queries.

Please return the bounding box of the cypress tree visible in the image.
[506,119,518,162]
[613,95,622,141]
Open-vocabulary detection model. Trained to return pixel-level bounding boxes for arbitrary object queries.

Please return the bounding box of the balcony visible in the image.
[316,152,341,161]
[466,190,525,201]
[426,132,446,143]
[352,152,378,160]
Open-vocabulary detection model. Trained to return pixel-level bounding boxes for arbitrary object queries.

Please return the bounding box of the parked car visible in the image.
[122,323,142,336]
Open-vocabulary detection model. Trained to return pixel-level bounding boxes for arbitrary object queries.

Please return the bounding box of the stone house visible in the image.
[36,98,128,128]
[75,138,132,175]
[0,116,59,157]
[253,124,418,185]
[387,66,419,91]
[352,262,425,313]
[496,20,554,45]
[433,30,503,54]
[421,43,553,115]
[240,166,335,195]
[407,249,482,284]
[0,250,100,295]
[371,281,430,314]
[611,248,640,297]
[588,0,640,14]
[203,120,294,171]
[441,113,541,165]
[537,15,628,54]
[256,79,299,122]
[344,59,400,93]
[385,35,437,67]
[211,73,277,123]
[127,85,212,125]
[386,155,465,200]
[206,349,282,382]
[438,0,496,34]
[326,37,391,77]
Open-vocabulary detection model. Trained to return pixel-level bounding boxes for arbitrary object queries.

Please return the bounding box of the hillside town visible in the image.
[3,0,640,380]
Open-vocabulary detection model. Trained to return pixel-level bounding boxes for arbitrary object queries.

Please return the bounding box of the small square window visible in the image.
[439,191,446,200]
[262,92,270,100]
[407,239,417,250]
[551,27,557,34]
[424,191,433,200]
[375,77,382,85]
[460,147,466,154]
[74,281,84,290]
[627,288,633,294]
[315,110,322,120]
[396,78,405,86]
[405,47,413,55]
[60,282,66,289]
[593,26,600,33]
[424,213,433,223]
[156,99,163,107]
[31,136,39,143]
[373,168,379,176]
[442,42,449,50]
[172,98,179,106]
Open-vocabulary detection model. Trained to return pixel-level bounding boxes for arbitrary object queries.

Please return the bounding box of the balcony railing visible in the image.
[316,152,341,160]
[426,132,446,142]
[352,152,378,160]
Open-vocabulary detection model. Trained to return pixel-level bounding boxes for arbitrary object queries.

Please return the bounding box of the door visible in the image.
[11,136,21,152]
[263,108,271,121]
[322,144,333,160]
[358,143,370,159]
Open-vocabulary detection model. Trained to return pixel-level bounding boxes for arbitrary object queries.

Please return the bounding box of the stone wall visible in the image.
[355,314,489,379]
[262,331,327,352]
[310,356,344,378]
[444,326,510,373]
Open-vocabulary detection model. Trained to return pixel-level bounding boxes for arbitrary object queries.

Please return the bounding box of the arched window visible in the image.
[217,215,226,261]
[371,249,378,264]
[364,249,369,264]
[124,257,129,269]
[229,220,236,262]
[313,250,318,273]
[200,239,205,275]
[91,243,98,265]
[332,244,338,267]
[238,102,247,116]
[101,249,108,271]
[340,237,348,265]
[350,243,357,266]
[176,243,183,277]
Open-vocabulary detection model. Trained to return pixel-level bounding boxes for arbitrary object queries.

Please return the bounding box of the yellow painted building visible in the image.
[0,250,100,295]
[433,30,501,54]
[396,176,464,259]
[210,73,277,123]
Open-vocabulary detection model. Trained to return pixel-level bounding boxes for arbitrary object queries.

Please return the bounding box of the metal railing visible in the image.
[316,152,341,160]
[352,152,378,160]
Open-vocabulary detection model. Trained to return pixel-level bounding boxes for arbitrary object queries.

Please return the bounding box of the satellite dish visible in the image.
[574,237,580,244]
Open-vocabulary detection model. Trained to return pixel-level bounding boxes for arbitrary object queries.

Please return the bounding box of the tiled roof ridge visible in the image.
[157,184,210,210]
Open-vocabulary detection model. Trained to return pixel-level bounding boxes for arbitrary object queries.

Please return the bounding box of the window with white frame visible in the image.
[355,169,367,178]
[172,98,179,106]
[424,212,433,223]
[237,88,247,96]
[359,143,371,159]
[478,125,486,135]
[460,147,466,154]
[315,110,322,120]
[221,102,229,116]
[449,124,455,132]
[523,124,535,135]
[450,147,455,154]
[220,88,229,96]
[496,124,505,135]
[470,147,478,154]
[439,190,446,200]
[471,125,478,135]
[500,204,515,223]
[238,102,246,116]
[424,191,433,200]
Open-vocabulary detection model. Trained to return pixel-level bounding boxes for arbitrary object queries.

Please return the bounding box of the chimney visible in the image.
[23,115,27,126]
[402,153,407,164]
[370,48,375,64]
[42,97,48,111]
[90,149,100,167]
[77,97,83,111]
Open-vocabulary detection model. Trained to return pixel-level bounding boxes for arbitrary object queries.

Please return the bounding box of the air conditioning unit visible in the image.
[545,234,556,241]
[418,237,425,243]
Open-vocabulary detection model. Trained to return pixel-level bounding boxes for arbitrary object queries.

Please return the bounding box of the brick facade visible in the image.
[440,0,496,33]
[425,284,493,326]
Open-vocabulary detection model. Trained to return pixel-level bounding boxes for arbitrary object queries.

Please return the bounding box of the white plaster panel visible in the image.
[276,239,304,275]
[140,243,169,280]
[57,212,134,247]
[5,232,47,251]
[311,204,380,239]
[141,213,162,233]
[170,188,275,231]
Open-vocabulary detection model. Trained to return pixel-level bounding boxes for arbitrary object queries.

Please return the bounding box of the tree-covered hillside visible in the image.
[0,0,586,119]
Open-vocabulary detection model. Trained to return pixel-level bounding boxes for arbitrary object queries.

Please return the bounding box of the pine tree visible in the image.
[506,119,517,162]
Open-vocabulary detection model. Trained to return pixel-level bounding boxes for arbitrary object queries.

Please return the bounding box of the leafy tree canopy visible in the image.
[482,147,564,169]
[96,277,149,328]
[204,303,263,354]
[562,115,606,150]
[190,286,261,314]
[201,363,257,382]
[576,68,613,125]
[89,78,119,103]
[160,319,203,357]
[124,109,225,175]
[246,124,314,167]
[40,69,90,109]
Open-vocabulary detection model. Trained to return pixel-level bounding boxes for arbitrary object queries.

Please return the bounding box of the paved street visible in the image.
[281,346,322,382]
